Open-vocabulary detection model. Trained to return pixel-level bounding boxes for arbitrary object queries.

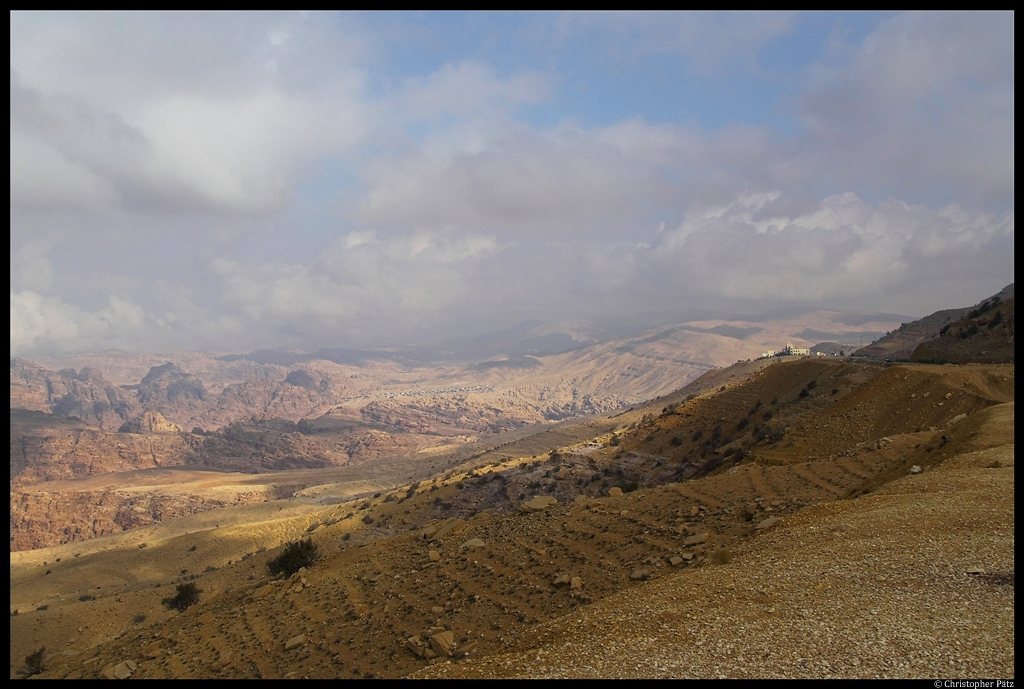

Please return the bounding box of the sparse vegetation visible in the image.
[161,582,202,612]
[267,538,319,578]
[710,548,733,565]
[18,646,46,678]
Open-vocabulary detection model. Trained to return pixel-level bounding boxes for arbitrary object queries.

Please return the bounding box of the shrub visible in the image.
[361,514,374,524]
[798,388,810,398]
[133,613,147,624]
[710,548,733,565]
[161,582,202,612]
[18,646,45,678]
[267,538,319,578]
[806,379,817,390]
[78,594,95,602]
[670,435,682,446]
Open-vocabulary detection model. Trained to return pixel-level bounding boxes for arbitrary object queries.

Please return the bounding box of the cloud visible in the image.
[652,192,1014,312]
[796,11,1014,205]
[10,290,147,356]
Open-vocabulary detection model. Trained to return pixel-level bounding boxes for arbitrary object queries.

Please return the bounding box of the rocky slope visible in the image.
[910,296,1014,365]
[10,359,1013,678]
[857,283,1013,360]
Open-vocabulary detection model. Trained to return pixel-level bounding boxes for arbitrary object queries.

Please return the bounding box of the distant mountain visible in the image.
[856,284,1014,361]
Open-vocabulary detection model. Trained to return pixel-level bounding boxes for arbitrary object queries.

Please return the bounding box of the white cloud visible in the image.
[10,290,147,356]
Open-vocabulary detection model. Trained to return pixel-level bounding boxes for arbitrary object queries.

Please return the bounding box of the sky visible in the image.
[10,11,1015,356]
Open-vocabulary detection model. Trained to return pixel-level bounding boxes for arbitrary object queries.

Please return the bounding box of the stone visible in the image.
[285,634,307,650]
[454,641,478,659]
[431,606,444,615]
[431,519,466,541]
[460,538,486,550]
[252,584,275,599]
[909,465,923,474]
[520,496,557,512]
[608,487,623,497]
[406,637,427,658]
[681,552,695,561]
[570,576,583,590]
[630,569,650,581]
[553,573,571,587]
[684,532,708,545]
[669,556,683,566]
[949,413,967,426]
[755,516,780,530]
[945,392,953,399]
[124,660,137,671]
[197,612,215,625]
[690,506,700,517]
[429,630,456,657]
[428,550,441,562]
[112,662,133,679]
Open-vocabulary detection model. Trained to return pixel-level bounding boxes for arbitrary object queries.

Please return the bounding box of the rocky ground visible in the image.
[10,359,1013,679]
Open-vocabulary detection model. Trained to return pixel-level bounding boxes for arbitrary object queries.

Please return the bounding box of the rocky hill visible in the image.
[910,296,1014,364]
[857,283,1013,360]
[10,357,1013,678]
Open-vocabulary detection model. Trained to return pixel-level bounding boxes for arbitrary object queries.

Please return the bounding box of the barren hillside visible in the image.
[10,359,1013,679]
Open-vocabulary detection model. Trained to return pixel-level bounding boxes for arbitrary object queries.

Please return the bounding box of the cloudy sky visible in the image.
[10,11,1014,356]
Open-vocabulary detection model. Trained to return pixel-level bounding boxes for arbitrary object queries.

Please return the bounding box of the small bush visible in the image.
[267,538,319,578]
[161,582,202,612]
[18,646,45,678]
[362,514,374,524]
[710,548,732,565]
[798,388,810,398]
[133,613,147,625]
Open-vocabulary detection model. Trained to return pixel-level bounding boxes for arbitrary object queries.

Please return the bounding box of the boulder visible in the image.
[429,630,456,657]
[669,555,683,566]
[608,487,623,497]
[428,550,441,562]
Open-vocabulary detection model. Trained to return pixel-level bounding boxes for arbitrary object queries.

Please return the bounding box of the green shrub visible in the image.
[267,538,319,578]
[161,582,201,612]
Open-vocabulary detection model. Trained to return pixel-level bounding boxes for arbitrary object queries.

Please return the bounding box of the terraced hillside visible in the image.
[10,359,1014,679]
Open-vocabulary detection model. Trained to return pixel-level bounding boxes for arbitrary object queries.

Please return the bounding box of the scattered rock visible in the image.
[428,550,441,562]
[285,634,307,650]
[553,573,571,587]
[454,641,478,659]
[949,413,967,426]
[966,566,986,575]
[669,555,683,566]
[690,506,700,517]
[909,465,923,474]
[630,569,650,581]
[570,576,583,590]
[755,516,780,531]
[460,538,486,550]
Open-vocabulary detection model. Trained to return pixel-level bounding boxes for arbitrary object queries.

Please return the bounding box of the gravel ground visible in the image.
[415,428,1015,679]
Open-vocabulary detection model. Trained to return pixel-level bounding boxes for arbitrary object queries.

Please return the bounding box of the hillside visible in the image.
[910,296,1014,365]
[857,283,1013,360]
[11,358,1013,678]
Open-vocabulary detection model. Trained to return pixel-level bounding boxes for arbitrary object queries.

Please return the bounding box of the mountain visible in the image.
[9,359,141,431]
[856,283,1014,360]
[910,292,1014,364]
